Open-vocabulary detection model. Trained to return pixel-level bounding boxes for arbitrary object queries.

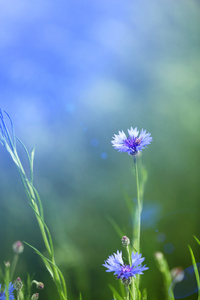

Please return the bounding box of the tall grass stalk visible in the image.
[0,110,67,300]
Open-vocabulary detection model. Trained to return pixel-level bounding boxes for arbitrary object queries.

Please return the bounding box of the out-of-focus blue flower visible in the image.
[103,250,148,281]
[0,283,15,300]
[111,127,152,156]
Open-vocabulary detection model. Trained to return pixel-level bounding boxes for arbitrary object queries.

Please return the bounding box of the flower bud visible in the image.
[32,280,44,290]
[121,277,132,285]
[154,251,164,260]
[121,236,130,247]
[31,293,39,300]
[4,261,10,268]
[36,282,44,290]
[14,277,23,291]
[12,241,24,254]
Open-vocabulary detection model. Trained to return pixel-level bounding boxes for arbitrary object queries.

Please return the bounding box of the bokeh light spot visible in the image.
[157,233,166,243]
[90,138,99,147]
[101,152,107,159]
[164,243,175,254]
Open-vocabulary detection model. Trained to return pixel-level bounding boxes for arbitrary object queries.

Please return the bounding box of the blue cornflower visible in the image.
[0,283,15,300]
[111,127,152,156]
[103,251,148,282]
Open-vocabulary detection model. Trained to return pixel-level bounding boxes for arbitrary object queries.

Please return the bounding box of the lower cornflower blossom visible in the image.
[0,283,15,300]
[103,250,148,284]
[111,127,152,156]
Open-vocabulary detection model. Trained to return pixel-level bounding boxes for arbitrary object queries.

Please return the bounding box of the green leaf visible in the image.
[24,242,67,299]
[30,147,35,182]
[142,288,147,300]
[108,284,124,300]
[24,241,54,278]
[16,136,31,163]
[107,216,125,238]
[133,280,141,300]
[194,235,200,246]
[3,110,16,150]
[188,245,200,300]
[27,199,54,258]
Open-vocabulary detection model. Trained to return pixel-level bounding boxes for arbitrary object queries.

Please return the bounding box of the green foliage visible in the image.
[141,288,147,300]
[154,252,174,300]
[109,284,124,300]
[79,293,82,300]
[188,243,200,300]
[0,111,67,300]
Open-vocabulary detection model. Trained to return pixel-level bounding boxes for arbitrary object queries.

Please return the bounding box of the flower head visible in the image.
[13,241,24,254]
[0,283,15,300]
[103,251,148,283]
[111,127,152,156]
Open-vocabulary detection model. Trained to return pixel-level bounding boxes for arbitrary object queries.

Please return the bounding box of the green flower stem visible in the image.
[126,245,131,265]
[16,291,20,300]
[125,245,134,300]
[10,253,19,281]
[132,157,142,300]
[133,157,141,255]
[5,263,10,300]
[125,285,130,300]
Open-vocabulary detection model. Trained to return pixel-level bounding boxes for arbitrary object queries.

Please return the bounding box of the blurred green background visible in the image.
[0,0,200,299]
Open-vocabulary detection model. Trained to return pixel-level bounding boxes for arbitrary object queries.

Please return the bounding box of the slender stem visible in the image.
[133,157,141,255]
[125,285,130,300]
[126,246,131,265]
[5,264,10,300]
[10,253,19,281]
[132,157,142,300]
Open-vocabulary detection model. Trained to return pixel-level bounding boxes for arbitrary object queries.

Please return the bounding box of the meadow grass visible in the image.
[1,111,200,300]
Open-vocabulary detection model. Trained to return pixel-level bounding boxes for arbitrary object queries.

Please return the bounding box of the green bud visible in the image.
[14,277,23,291]
[121,236,130,247]
[121,277,132,285]
[32,280,44,290]
[31,293,39,300]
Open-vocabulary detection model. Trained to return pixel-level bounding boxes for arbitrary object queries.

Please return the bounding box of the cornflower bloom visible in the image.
[0,283,15,300]
[103,250,148,284]
[111,127,152,156]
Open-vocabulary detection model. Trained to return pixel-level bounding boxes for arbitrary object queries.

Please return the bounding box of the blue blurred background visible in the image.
[0,0,200,299]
